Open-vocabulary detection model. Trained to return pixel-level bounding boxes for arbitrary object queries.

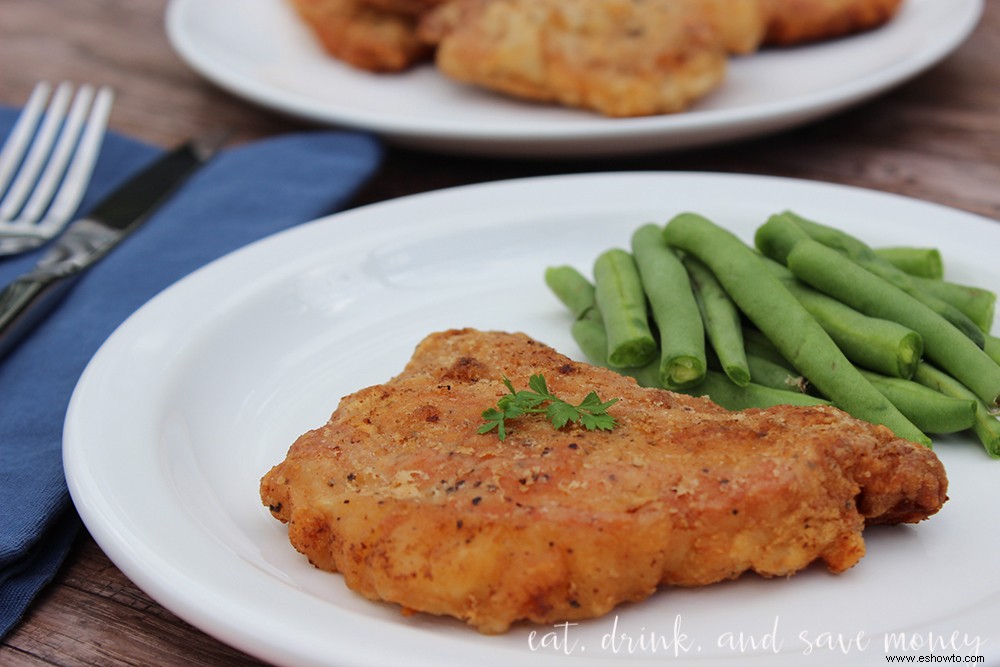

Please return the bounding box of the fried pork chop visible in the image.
[416,0,905,116]
[289,0,906,114]
[418,0,729,117]
[261,329,947,634]
[290,0,433,71]
[761,0,905,46]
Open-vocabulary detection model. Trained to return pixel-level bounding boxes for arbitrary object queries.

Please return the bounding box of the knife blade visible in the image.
[0,131,227,360]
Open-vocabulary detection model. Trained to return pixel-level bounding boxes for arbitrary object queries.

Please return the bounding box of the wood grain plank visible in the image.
[2,536,267,666]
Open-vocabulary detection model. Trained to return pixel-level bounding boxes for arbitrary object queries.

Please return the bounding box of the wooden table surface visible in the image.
[1,1,998,665]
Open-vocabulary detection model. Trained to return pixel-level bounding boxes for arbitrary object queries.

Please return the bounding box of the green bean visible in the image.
[683,255,750,386]
[678,371,831,411]
[546,267,660,384]
[909,274,996,333]
[592,249,657,368]
[913,363,1000,458]
[764,258,923,378]
[664,212,929,445]
[631,224,706,388]
[743,327,793,369]
[571,317,662,388]
[580,311,830,411]
[986,334,1000,367]
[859,370,976,434]
[786,238,1000,409]
[544,265,598,320]
[746,353,810,393]
[571,316,606,364]
[754,212,812,264]
[775,211,986,345]
[874,247,944,279]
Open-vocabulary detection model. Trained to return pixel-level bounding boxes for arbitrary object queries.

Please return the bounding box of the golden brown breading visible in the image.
[420,0,770,55]
[686,0,771,55]
[761,0,906,46]
[290,0,432,72]
[261,329,947,634]
[419,0,730,117]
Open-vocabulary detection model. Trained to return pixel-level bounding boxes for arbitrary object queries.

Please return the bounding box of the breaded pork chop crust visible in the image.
[419,0,728,117]
[261,329,947,634]
[761,0,905,46]
[290,0,432,71]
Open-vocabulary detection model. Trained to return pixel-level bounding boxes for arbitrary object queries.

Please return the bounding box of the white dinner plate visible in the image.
[164,0,982,157]
[65,173,999,667]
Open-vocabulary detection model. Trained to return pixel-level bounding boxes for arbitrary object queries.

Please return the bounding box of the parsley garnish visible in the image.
[478,373,619,441]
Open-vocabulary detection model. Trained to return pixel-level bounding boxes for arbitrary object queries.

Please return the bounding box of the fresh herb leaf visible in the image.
[479,373,619,441]
[477,407,508,440]
[545,400,579,430]
[527,373,549,396]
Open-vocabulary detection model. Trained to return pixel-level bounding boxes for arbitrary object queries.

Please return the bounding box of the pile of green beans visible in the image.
[545,211,1000,457]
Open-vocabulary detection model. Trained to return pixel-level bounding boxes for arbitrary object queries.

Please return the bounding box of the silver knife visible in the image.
[0,131,227,359]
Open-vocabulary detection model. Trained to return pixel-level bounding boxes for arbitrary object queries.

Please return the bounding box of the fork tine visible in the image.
[0,82,74,220]
[17,85,97,224]
[19,85,115,238]
[32,85,115,237]
[0,82,52,196]
[0,83,115,256]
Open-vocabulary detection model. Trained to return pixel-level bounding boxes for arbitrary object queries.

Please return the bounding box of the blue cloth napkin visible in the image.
[0,107,382,638]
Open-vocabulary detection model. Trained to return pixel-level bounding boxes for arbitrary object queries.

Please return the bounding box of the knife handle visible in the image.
[0,273,76,359]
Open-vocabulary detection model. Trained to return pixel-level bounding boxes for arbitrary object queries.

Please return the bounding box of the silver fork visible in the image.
[0,81,114,256]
